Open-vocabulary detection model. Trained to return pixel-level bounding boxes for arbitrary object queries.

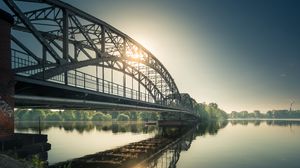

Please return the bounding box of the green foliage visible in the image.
[110,112,119,119]
[61,110,76,121]
[149,113,159,121]
[178,93,227,121]
[139,112,149,121]
[45,112,63,121]
[15,100,229,122]
[15,109,160,122]
[129,112,138,121]
[15,109,47,121]
[30,155,44,168]
[92,112,112,121]
[192,102,227,121]
[116,114,130,121]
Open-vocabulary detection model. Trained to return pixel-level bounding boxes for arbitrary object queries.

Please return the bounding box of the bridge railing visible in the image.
[12,49,155,104]
[12,49,197,113]
[11,49,43,75]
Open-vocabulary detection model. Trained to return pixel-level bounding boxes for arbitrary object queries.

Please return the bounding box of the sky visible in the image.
[1,0,300,113]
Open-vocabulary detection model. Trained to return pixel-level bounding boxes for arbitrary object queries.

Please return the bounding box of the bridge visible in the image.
[0,0,199,138]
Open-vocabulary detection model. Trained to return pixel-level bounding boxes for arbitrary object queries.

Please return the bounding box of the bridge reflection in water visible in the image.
[14,120,227,167]
[28,121,225,168]
[49,125,195,168]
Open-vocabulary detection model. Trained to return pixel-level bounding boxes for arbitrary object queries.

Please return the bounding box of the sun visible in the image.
[129,47,144,60]
[132,52,142,59]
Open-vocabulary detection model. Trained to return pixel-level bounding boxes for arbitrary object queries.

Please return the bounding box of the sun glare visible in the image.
[132,52,143,59]
[129,47,144,60]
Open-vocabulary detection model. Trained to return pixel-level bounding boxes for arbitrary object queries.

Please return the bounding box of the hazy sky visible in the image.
[1,0,300,112]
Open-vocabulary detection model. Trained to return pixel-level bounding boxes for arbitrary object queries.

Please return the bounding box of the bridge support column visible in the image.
[0,10,14,138]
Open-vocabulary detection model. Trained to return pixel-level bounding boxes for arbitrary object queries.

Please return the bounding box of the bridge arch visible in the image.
[5,0,181,106]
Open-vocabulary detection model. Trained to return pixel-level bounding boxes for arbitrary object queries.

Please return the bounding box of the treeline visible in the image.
[178,94,227,121]
[229,120,300,126]
[14,102,227,122]
[193,103,228,121]
[229,110,300,119]
[14,109,159,121]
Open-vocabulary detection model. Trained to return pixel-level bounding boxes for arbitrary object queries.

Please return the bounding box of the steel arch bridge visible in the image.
[3,0,199,118]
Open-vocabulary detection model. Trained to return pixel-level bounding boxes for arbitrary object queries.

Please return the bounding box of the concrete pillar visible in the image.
[0,9,14,138]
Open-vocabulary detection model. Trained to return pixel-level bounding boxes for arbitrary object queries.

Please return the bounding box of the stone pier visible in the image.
[0,9,14,138]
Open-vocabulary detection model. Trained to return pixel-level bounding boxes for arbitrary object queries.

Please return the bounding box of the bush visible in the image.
[92,112,111,121]
[45,112,63,121]
[116,114,130,121]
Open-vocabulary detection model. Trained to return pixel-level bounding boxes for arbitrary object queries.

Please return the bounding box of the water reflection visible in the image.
[44,120,228,168]
[138,126,197,168]
[143,121,229,168]
[15,121,157,134]
[14,119,300,168]
[229,119,300,127]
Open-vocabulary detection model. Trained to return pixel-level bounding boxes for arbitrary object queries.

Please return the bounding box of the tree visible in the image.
[240,111,249,118]
[110,112,119,120]
[45,112,63,121]
[92,112,112,121]
[116,114,130,121]
[230,111,238,118]
[129,112,138,121]
[62,110,76,121]
[254,110,261,118]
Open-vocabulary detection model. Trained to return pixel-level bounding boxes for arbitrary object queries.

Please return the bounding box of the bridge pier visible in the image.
[0,9,14,138]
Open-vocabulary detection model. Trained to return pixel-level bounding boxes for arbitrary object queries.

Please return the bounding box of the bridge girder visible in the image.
[2,0,206,116]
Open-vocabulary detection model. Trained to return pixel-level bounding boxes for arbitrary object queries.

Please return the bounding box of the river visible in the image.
[15,120,300,168]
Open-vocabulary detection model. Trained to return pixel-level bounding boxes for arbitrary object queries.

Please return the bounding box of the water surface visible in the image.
[15,120,300,167]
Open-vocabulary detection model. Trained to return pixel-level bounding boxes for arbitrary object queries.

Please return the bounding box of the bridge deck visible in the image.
[15,75,193,114]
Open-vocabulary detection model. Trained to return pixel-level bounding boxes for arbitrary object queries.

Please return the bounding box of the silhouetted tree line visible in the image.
[229,110,300,119]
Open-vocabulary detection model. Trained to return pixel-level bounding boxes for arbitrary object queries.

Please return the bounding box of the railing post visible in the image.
[111,69,113,94]
[75,70,77,87]
[117,85,119,96]
[96,66,99,92]
[138,63,140,101]
[83,73,86,89]
[102,65,104,92]
[123,72,126,97]
[131,76,133,99]
[96,78,99,92]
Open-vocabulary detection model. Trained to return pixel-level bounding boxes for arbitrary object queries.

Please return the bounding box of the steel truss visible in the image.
[4,0,197,113]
